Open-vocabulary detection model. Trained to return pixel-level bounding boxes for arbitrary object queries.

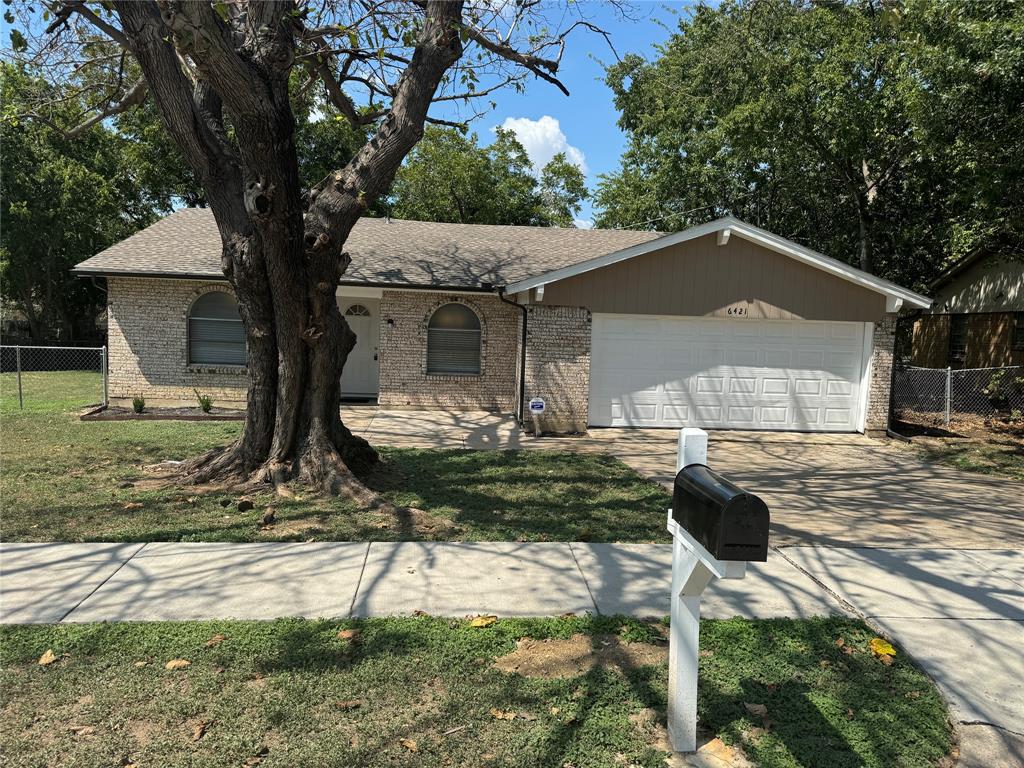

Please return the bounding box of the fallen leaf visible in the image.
[869,637,896,658]
[845,708,856,720]
[399,738,418,752]
[412,609,429,617]
[820,659,831,668]
[38,649,59,666]
[69,725,95,736]
[243,746,270,766]
[191,720,211,742]
[122,502,143,510]
[165,659,191,671]
[743,702,768,718]
[905,690,922,699]
[550,706,561,715]
[205,634,227,647]
[337,629,360,641]
[490,708,516,721]
[470,615,497,628]
[834,637,845,648]
[336,699,362,710]
[133,661,148,668]
[481,754,496,762]
[879,653,894,666]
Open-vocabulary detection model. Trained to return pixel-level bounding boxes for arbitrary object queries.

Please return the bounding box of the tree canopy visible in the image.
[594,0,1024,288]
[1,63,155,342]
[389,126,588,226]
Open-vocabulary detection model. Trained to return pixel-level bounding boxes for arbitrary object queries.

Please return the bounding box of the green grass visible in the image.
[0,407,669,543]
[917,436,1024,481]
[0,370,103,414]
[0,616,952,768]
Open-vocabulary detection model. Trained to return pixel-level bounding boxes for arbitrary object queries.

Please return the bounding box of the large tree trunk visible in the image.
[115,0,463,498]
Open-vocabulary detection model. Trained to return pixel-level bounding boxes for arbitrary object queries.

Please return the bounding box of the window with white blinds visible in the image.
[188,291,246,365]
[427,303,481,375]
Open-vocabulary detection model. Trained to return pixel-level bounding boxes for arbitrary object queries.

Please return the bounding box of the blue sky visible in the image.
[435,3,685,226]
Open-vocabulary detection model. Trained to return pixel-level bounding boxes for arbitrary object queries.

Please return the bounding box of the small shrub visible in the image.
[193,388,213,413]
[132,396,145,414]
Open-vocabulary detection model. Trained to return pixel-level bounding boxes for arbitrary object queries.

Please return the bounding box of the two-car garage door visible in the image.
[589,314,870,431]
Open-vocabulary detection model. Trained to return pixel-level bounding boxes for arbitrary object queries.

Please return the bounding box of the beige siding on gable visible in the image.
[538,233,888,322]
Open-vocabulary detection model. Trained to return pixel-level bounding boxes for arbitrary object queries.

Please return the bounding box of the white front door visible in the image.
[339,298,380,397]
[589,314,869,431]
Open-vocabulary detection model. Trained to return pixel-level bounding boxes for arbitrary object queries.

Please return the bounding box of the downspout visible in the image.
[498,286,528,424]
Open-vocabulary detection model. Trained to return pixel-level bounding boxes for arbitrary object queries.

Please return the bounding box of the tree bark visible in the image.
[112,0,464,496]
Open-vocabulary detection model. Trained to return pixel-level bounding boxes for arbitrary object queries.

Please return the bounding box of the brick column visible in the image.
[864,313,898,435]
[522,305,591,433]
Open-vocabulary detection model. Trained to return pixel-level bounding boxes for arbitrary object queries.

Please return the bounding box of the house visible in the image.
[73,209,931,435]
[908,251,1024,369]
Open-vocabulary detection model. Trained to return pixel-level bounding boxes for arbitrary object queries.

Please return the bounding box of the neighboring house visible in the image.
[908,252,1024,369]
[73,210,930,435]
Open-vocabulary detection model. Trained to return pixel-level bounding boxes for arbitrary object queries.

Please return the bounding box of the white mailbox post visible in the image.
[667,427,751,753]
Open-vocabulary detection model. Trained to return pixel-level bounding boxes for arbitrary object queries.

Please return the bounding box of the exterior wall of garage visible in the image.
[865,314,898,435]
[537,233,888,322]
[521,305,591,433]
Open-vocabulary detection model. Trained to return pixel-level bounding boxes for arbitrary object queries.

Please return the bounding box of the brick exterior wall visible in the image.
[865,313,898,434]
[377,290,520,411]
[522,305,591,433]
[107,277,248,407]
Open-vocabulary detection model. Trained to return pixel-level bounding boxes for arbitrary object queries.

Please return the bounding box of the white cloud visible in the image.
[573,218,594,230]
[498,115,588,175]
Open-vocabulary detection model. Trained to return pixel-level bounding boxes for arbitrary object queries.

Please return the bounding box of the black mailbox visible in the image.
[672,465,770,562]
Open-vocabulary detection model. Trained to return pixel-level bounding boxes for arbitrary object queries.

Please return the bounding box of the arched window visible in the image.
[427,303,481,375]
[188,291,245,365]
[345,304,371,317]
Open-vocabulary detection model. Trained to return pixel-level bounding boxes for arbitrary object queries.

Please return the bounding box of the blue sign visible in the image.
[528,397,546,414]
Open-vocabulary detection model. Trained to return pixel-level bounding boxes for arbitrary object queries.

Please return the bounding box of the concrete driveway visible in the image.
[347,407,1024,550]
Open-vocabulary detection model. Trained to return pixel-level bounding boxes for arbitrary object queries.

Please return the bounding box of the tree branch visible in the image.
[459,23,569,96]
[67,78,148,137]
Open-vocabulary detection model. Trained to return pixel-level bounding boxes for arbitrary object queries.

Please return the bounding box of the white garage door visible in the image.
[589,315,870,431]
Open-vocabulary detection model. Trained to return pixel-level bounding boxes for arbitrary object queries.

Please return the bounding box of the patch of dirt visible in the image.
[493,634,667,679]
[127,719,162,747]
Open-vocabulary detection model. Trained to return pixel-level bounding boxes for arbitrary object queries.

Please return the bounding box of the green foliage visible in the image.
[390,126,587,226]
[0,63,155,341]
[595,0,1024,288]
[132,396,146,414]
[193,389,213,413]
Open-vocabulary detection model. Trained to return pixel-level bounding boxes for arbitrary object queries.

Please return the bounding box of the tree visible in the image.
[594,0,1024,287]
[1,63,154,342]
[11,1,608,496]
[389,126,587,226]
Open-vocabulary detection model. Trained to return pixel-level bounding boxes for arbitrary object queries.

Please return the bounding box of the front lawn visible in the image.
[892,418,1024,481]
[0,409,669,543]
[0,616,952,768]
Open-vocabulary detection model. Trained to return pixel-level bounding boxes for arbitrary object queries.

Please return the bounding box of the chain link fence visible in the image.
[891,363,1024,427]
[0,345,107,412]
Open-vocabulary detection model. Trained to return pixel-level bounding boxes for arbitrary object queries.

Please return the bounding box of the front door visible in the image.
[339,298,380,397]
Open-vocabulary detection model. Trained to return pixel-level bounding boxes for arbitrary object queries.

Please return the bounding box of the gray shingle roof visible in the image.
[73,207,664,289]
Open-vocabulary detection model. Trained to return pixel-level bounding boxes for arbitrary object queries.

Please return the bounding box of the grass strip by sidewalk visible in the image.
[0,616,951,768]
[1,409,669,543]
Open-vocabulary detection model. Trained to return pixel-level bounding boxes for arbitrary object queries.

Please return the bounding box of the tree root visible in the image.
[177,442,250,486]
[173,426,392,512]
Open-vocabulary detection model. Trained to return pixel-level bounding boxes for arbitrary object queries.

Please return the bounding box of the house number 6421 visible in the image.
[727,306,747,316]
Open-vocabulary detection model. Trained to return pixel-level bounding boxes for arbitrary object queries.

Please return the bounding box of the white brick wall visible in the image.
[865,313,898,434]
[377,290,521,411]
[107,277,248,406]
[522,305,591,433]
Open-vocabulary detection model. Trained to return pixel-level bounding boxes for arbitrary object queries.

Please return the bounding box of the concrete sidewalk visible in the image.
[2,541,1021,764]
[0,541,840,624]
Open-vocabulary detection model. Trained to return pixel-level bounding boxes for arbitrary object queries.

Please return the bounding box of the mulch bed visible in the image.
[80,405,244,421]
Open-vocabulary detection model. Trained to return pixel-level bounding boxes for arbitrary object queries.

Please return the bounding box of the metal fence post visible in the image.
[15,345,24,409]
[101,345,108,407]
[945,366,952,425]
